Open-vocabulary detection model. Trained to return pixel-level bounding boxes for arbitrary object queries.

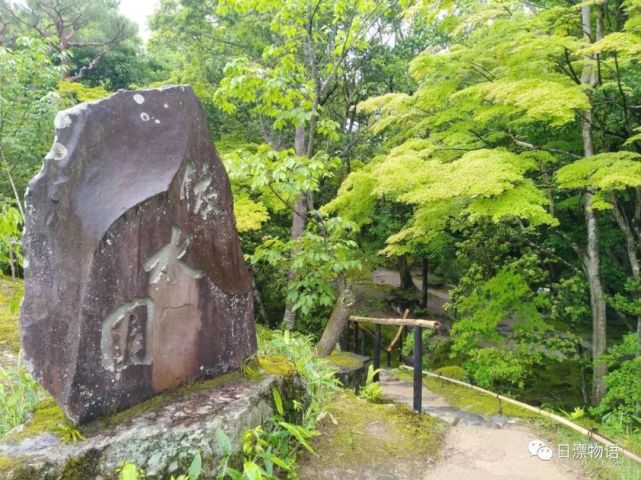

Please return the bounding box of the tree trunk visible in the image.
[580,2,608,406]
[251,277,269,324]
[282,125,309,329]
[584,196,607,405]
[315,276,355,357]
[398,255,417,290]
[611,193,641,344]
[1,157,25,221]
[577,342,590,405]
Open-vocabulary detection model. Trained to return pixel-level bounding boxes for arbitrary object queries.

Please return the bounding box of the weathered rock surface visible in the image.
[0,375,305,479]
[21,86,256,422]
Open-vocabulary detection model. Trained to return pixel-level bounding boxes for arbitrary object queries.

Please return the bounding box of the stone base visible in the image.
[327,352,370,392]
[0,374,305,479]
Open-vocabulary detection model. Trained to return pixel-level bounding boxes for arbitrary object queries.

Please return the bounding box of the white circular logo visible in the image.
[537,446,553,461]
[528,439,545,456]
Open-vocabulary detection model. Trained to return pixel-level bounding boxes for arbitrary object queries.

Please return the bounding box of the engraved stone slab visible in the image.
[21,86,256,422]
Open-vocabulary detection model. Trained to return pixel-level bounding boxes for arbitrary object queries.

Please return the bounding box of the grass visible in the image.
[0,275,23,354]
[3,396,66,442]
[0,276,52,438]
[0,367,50,437]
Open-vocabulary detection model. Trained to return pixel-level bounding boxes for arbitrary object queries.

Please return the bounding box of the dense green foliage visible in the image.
[2,0,641,475]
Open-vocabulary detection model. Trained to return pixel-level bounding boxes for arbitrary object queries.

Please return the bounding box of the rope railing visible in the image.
[400,365,641,466]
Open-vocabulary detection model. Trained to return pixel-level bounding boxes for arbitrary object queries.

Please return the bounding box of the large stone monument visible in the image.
[21,86,256,423]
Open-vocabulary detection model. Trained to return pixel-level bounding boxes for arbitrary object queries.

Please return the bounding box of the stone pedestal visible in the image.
[0,375,305,479]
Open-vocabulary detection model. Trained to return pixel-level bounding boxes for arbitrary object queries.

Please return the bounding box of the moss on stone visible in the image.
[4,397,66,443]
[257,355,295,376]
[59,449,100,480]
[0,455,43,480]
[299,391,444,474]
[7,465,41,480]
[0,454,20,473]
[89,371,244,431]
[0,275,23,354]
[326,351,363,370]
[5,369,265,443]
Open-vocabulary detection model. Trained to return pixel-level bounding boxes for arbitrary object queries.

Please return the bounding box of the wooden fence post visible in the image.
[353,321,359,353]
[374,324,381,381]
[413,326,423,413]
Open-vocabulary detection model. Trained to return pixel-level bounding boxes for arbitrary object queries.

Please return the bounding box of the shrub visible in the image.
[463,347,530,391]
[594,334,641,431]
[358,365,384,403]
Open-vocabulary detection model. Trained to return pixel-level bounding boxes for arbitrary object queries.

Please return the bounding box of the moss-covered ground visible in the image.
[3,397,66,442]
[394,368,539,419]
[297,391,444,478]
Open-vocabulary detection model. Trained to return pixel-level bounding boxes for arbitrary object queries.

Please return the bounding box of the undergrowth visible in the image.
[0,366,49,436]
[0,275,22,354]
[118,328,341,480]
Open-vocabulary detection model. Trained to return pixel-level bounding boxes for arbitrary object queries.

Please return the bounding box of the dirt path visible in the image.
[372,268,450,318]
[372,268,450,299]
[380,371,584,480]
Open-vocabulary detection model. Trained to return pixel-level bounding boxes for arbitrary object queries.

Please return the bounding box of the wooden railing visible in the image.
[348,312,441,413]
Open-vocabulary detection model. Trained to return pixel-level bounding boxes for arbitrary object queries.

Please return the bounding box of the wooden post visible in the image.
[360,329,365,355]
[353,321,359,352]
[374,324,381,381]
[399,326,405,363]
[413,326,423,413]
